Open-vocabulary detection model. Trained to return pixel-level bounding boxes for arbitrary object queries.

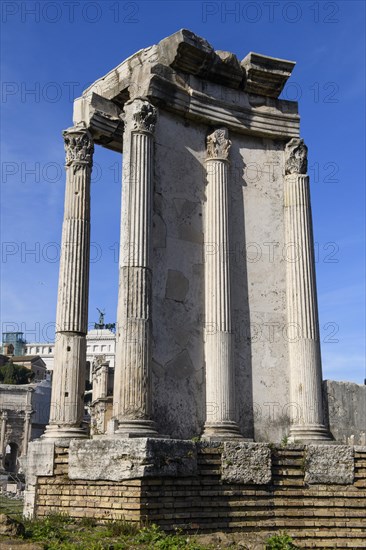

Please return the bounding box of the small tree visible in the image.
[0,363,35,384]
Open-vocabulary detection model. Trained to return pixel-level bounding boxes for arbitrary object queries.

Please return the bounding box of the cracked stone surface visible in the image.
[165,269,189,302]
[68,438,197,481]
[305,444,354,485]
[165,349,194,380]
[221,442,272,484]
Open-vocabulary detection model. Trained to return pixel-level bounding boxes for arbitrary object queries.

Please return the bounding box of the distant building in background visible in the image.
[1,332,26,356]
[89,355,114,436]
[86,328,116,381]
[0,334,50,473]
[24,343,54,371]
[24,328,116,381]
[0,315,115,454]
[0,380,51,473]
[0,332,48,381]
[0,355,47,383]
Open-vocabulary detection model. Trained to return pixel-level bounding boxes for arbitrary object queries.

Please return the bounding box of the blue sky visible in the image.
[1,0,365,383]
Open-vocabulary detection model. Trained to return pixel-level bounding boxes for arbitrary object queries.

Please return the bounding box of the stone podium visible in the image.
[23,33,366,545]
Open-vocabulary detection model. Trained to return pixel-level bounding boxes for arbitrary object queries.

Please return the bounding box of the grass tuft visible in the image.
[19,514,208,549]
[266,531,299,549]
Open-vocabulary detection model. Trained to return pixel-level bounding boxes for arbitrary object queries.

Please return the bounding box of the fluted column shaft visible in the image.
[113,99,158,436]
[203,128,241,439]
[0,412,7,461]
[44,126,93,438]
[284,138,330,441]
[22,411,32,455]
[100,364,109,399]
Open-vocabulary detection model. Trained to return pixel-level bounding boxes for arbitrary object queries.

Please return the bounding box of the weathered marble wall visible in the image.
[151,111,206,439]
[150,110,290,441]
[323,380,366,445]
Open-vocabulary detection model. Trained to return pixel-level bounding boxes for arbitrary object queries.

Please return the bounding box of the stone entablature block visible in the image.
[74,30,300,148]
[241,52,296,98]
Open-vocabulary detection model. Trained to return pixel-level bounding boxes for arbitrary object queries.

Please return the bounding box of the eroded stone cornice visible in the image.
[147,73,299,140]
[74,29,299,150]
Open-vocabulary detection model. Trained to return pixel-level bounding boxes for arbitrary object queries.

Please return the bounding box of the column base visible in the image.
[202,421,246,441]
[42,424,88,439]
[114,419,162,438]
[289,424,332,443]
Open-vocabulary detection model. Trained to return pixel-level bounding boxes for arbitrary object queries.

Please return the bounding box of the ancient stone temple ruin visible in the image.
[25,31,366,547]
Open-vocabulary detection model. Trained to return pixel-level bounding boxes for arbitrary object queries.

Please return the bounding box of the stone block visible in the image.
[25,440,55,485]
[157,29,243,89]
[304,444,354,485]
[69,438,197,481]
[0,513,25,537]
[221,442,272,484]
[323,380,366,446]
[241,52,295,98]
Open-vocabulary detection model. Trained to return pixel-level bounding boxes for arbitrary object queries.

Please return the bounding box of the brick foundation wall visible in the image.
[34,445,366,549]
[36,447,142,522]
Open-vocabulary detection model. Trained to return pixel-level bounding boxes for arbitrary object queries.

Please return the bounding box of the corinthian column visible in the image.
[284,138,330,441]
[113,99,158,437]
[44,126,93,438]
[203,128,242,439]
